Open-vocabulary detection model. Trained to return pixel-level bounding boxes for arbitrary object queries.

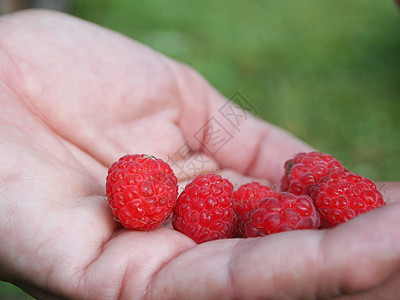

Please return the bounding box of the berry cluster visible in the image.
[280,151,385,229]
[105,152,385,243]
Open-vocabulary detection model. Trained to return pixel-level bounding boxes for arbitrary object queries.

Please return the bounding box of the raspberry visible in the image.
[245,192,320,237]
[281,151,346,195]
[233,182,278,237]
[172,173,236,244]
[106,154,178,231]
[311,170,385,228]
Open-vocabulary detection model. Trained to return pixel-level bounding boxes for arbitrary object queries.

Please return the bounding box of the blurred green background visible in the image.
[1,0,399,298]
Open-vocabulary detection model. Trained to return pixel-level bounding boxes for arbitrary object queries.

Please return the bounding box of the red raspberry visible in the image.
[311,170,385,228]
[172,174,236,244]
[281,151,346,195]
[245,192,320,237]
[106,154,178,231]
[233,182,278,237]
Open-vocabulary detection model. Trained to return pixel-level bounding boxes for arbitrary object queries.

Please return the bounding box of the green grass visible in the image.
[0,282,34,299]
[2,0,400,298]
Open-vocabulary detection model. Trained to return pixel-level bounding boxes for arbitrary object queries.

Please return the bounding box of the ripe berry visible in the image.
[172,173,236,244]
[311,170,385,228]
[106,154,178,231]
[281,151,346,195]
[233,182,278,237]
[245,192,320,237]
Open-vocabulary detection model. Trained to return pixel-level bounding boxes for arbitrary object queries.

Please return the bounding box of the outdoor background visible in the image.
[1,0,399,298]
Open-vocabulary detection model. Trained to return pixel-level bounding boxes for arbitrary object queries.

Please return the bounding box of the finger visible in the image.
[170,64,313,185]
[175,167,271,190]
[80,228,195,299]
[206,110,313,185]
[146,201,400,299]
[216,169,271,187]
[168,152,219,183]
[377,181,400,204]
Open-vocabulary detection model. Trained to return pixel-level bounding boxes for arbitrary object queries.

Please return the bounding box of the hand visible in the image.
[0,10,399,299]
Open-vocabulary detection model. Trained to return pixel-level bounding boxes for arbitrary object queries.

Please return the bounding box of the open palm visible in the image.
[0,10,399,299]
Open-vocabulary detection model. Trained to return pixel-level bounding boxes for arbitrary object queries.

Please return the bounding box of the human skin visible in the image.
[0,10,399,300]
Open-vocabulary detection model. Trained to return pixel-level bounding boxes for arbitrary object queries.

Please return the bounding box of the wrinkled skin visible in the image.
[0,10,399,300]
